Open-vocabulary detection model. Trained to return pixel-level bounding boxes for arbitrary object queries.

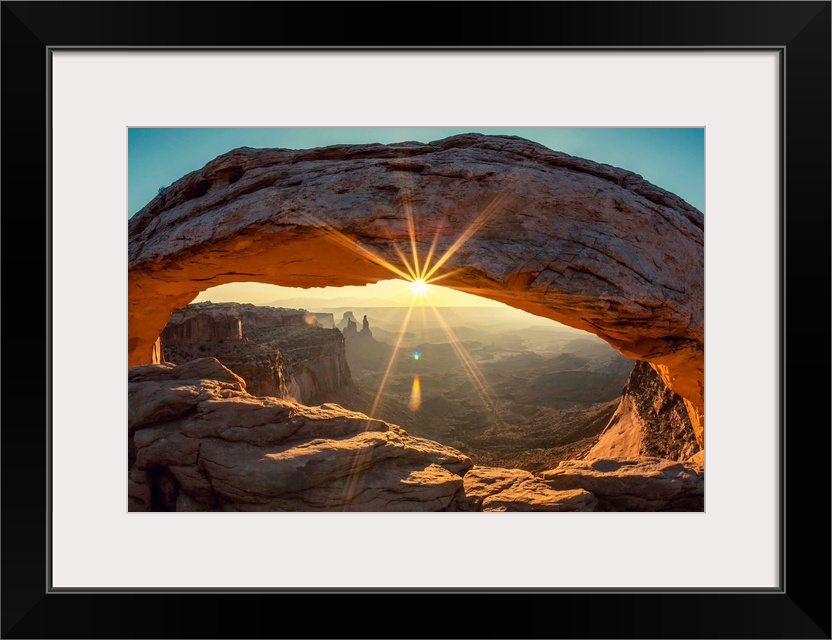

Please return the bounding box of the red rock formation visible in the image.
[161,304,243,344]
[161,302,351,403]
[128,134,704,443]
[542,457,703,511]
[460,466,598,512]
[128,358,473,511]
[280,332,352,403]
[587,361,701,461]
[312,312,335,329]
[337,311,357,332]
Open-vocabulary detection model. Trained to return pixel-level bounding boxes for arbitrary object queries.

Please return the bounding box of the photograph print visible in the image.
[127,127,704,513]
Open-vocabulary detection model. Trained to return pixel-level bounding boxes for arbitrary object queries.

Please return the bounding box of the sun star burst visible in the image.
[409,278,429,295]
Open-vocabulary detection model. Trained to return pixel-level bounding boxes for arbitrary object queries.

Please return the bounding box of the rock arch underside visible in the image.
[128,133,704,446]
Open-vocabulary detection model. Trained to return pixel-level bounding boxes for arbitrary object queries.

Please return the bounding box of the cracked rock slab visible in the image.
[128,358,472,512]
[541,457,704,511]
[461,466,598,512]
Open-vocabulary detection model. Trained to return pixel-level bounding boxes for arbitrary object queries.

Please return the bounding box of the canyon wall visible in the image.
[160,302,351,404]
[280,331,352,403]
[161,305,243,344]
[313,313,335,329]
[587,361,702,461]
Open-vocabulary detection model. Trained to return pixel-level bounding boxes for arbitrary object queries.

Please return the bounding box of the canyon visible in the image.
[158,301,701,469]
[128,134,705,512]
[161,302,350,404]
[137,299,703,511]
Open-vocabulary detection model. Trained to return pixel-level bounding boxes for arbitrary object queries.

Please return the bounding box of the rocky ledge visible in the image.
[459,466,598,512]
[129,359,702,512]
[542,457,704,511]
[129,358,470,511]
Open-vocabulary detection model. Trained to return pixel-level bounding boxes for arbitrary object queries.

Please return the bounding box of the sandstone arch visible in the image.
[128,134,704,443]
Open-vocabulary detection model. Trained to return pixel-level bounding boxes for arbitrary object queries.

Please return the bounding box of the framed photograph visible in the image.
[125,123,708,518]
[3,1,829,638]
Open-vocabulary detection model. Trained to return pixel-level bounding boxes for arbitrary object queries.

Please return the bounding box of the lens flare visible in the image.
[409,375,422,413]
[426,300,507,429]
[299,178,516,509]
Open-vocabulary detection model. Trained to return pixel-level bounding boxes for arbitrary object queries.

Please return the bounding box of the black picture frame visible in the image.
[2,2,829,638]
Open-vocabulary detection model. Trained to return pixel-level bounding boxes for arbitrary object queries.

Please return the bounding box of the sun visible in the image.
[409,278,429,295]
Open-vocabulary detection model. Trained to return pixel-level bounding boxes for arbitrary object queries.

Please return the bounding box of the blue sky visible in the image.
[128,127,704,217]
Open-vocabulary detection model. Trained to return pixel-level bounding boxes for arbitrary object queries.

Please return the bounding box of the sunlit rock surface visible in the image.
[588,361,701,461]
[541,457,704,511]
[460,466,598,512]
[129,359,704,512]
[129,358,472,512]
[128,133,704,441]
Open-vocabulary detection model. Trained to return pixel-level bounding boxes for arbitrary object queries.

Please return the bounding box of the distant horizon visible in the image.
[190,285,590,332]
[191,279,512,309]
